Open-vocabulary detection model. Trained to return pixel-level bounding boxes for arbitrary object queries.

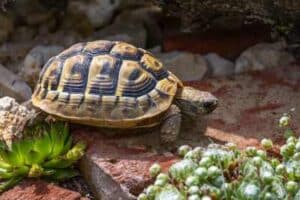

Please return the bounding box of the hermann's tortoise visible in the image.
[31,40,218,142]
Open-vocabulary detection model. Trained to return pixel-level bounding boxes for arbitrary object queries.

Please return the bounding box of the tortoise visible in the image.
[31,40,218,142]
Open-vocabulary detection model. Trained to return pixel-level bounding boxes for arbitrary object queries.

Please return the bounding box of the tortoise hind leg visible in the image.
[160,104,181,143]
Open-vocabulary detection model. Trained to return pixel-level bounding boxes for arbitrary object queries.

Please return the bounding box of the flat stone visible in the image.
[92,7,158,48]
[0,180,88,200]
[235,41,295,73]
[204,53,235,77]
[21,45,64,86]
[0,14,13,44]
[156,51,208,81]
[0,64,32,102]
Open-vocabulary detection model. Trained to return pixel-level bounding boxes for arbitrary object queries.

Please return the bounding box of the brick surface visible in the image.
[189,64,300,147]
[0,180,89,200]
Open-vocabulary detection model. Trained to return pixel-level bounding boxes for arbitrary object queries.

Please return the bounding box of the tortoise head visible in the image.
[175,86,218,117]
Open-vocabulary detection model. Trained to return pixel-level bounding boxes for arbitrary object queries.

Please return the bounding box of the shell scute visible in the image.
[83,40,115,54]
[110,42,142,60]
[86,54,120,96]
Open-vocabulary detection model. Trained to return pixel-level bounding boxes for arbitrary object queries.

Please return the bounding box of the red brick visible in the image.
[0,180,88,200]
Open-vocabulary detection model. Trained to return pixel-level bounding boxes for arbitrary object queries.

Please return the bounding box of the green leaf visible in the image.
[32,133,52,161]
[65,142,86,161]
[44,168,78,180]
[0,176,23,193]
[294,189,300,200]
[48,123,68,159]
[15,139,33,161]
[0,160,12,170]
[43,157,74,169]
[155,184,185,200]
[0,166,29,179]
[25,150,46,165]
[61,133,72,155]
[169,159,197,182]
[271,180,287,199]
[5,150,23,167]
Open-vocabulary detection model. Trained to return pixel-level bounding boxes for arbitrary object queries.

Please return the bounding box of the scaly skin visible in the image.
[160,86,218,143]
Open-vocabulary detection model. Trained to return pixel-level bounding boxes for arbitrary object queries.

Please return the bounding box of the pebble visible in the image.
[21,45,64,86]
[157,51,208,81]
[235,41,295,73]
[204,53,234,77]
[0,96,36,146]
[0,64,32,102]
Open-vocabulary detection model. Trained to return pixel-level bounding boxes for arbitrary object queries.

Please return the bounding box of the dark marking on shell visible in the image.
[140,62,169,80]
[128,68,141,81]
[155,89,169,99]
[51,93,59,102]
[83,41,115,55]
[111,48,143,61]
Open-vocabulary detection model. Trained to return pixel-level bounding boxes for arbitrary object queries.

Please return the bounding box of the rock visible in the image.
[61,11,94,37]
[235,41,295,73]
[12,0,51,25]
[151,0,300,37]
[93,10,147,48]
[68,0,150,29]
[0,14,13,44]
[12,0,67,26]
[11,26,37,43]
[0,180,89,200]
[0,42,33,74]
[116,7,163,47]
[0,97,36,146]
[118,0,149,8]
[148,45,162,54]
[21,45,64,86]
[34,30,83,48]
[93,21,146,48]
[156,51,208,81]
[0,64,32,101]
[93,6,162,48]
[68,0,120,28]
[204,53,234,77]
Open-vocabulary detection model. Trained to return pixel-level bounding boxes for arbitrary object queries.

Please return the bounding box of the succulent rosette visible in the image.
[0,122,86,192]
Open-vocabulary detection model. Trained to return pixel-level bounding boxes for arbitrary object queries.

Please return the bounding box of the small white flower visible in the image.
[279,114,290,127]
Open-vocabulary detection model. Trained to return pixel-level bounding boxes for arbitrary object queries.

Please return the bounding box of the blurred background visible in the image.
[0,0,299,102]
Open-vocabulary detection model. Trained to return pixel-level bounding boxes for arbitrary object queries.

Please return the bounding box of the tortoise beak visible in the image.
[202,96,218,114]
[204,99,218,113]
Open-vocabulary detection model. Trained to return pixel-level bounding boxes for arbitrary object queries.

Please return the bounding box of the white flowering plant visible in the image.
[139,112,299,200]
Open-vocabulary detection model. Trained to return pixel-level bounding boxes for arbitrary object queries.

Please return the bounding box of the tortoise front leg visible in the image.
[160,104,181,143]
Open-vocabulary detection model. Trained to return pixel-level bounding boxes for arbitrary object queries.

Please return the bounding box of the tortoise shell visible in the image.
[32,40,183,128]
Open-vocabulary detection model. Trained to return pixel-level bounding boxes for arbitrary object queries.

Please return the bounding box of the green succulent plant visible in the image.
[139,113,300,200]
[0,122,86,192]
